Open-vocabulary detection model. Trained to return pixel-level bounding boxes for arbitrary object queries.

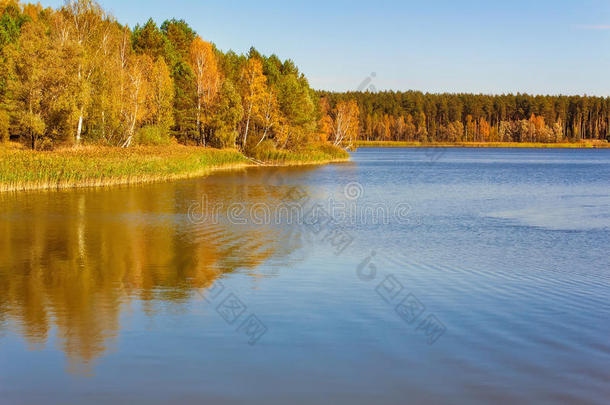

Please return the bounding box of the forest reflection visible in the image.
[0,167,314,374]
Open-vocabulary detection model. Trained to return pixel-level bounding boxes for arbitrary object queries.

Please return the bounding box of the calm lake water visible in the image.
[1,148,609,404]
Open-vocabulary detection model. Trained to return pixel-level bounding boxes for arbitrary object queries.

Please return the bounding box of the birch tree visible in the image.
[189,36,220,146]
[256,88,279,147]
[239,57,267,149]
[122,54,152,147]
[60,0,109,144]
[332,100,359,147]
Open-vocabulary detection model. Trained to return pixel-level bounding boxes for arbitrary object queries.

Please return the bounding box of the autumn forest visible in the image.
[319,91,610,145]
[1,0,609,152]
[0,0,340,151]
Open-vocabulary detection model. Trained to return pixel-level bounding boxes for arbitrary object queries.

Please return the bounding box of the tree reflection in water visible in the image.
[0,166,319,374]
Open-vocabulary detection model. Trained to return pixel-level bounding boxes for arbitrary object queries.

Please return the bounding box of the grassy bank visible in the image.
[355,140,610,149]
[251,143,350,165]
[0,143,349,192]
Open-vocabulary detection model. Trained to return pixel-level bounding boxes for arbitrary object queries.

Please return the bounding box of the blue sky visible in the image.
[38,0,610,96]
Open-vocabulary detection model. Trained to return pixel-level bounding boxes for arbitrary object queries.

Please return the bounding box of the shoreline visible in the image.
[354,141,610,149]
[0,144,349,193]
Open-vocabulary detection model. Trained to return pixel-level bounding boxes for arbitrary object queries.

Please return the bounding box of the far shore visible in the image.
[354,140,610,149]
[0,143,349,193]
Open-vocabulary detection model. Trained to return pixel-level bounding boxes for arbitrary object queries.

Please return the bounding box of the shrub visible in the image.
[250,139,276,159]
[0,110,9,143]
[38,138,54,151]
[313,142,346,157]
[209,126,238,148]
[136,125,171,146]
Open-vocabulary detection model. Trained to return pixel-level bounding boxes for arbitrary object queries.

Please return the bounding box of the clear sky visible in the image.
[38,0,610,96]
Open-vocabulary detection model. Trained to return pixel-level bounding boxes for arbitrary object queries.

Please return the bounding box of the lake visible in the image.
[1,148,609,404]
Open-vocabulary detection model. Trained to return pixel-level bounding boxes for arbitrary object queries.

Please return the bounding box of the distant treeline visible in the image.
[318,91,610,144]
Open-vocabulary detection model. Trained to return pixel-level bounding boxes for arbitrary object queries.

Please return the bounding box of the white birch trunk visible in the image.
[76,112,83,144]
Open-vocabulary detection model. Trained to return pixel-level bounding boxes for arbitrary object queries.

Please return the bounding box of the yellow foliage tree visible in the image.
[147,58,174,132]
[189,36,221,146]
[255,88,280,147]
[122,54,153,147]
[240,57,267,149]
[6,20,51,149]
[317,97,333,142]
[332,100,359,147]
[60,0,110,144]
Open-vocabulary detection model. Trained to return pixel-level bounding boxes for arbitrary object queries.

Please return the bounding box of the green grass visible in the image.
[0,142,350,192]
[250,143,350,164]
[354,140,610,149]
[0,143,248,192]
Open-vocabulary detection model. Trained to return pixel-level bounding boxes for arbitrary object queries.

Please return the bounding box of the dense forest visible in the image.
[0,0,352,151]
[319,91,610,144]
[1,0,608,152]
